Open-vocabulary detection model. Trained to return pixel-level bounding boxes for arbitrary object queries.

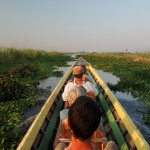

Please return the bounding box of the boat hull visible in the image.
[17,57,150,150]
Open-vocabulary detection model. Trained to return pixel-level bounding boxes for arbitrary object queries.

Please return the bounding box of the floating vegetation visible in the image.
[77,52,150,124]
[0,48,73,150]
[77,53,150,103]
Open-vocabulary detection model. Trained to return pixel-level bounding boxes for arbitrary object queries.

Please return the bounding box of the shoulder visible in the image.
[65,82,74,87]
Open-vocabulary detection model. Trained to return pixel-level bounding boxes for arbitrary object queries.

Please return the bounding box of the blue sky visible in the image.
[0,1,150,52]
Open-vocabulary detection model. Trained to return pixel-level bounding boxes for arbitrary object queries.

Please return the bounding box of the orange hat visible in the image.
[72,66,83,75]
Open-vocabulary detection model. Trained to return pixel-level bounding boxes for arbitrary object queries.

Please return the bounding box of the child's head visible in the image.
[68,96,101,141]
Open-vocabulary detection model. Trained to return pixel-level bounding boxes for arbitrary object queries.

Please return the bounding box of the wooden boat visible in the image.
[17,57,150,150]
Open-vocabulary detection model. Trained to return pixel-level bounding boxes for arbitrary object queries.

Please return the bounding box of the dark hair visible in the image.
[68,96,101,141]
[74,73,83,78]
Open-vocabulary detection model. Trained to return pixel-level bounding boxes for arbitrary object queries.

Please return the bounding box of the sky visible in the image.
[0,1,150,53]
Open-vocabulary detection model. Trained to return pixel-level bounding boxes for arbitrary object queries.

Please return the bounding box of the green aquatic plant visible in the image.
[0,48,74,149]
[77,52,150,105]
[78,52,150,124]
[0,97,39,150]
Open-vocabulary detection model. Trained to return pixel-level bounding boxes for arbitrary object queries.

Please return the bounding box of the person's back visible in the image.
[67,96,101,150]
[62,66,98,106]
[55,96,100,150]
[60,85,87,121]
[55,96,118,150]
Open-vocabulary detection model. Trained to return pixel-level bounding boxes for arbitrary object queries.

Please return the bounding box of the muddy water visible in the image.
[38,58,150,144]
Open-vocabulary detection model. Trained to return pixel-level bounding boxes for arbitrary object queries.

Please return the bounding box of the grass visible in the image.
[0,48,74,150]
[77,52,150,124]
[77,52,150,103]
[1,49,150,149]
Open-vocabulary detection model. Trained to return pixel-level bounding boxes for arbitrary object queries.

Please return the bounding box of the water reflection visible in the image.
[94,69,141,102]
[38,77,62,90]
[95,70,120,85]
[113,91,138,101]
[38,61,76,91]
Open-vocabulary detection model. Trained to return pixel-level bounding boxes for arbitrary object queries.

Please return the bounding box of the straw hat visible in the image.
[72,66,83,75]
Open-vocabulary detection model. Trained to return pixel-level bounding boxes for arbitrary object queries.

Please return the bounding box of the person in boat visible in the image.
[55,96,118,150]
[60,85,87,122]
[79,64,91,82]
[62,66,98,108]
[68,64,91,82]
[55,96,101,150]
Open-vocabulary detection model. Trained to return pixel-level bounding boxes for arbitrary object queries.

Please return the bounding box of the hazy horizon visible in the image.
[0,1,150,53]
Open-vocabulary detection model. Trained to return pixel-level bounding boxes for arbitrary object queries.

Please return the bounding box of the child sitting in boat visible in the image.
[62,66,98,108]
[55,96,118,150]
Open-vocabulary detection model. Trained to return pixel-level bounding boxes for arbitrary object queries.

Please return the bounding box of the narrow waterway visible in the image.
[38,56,150,144]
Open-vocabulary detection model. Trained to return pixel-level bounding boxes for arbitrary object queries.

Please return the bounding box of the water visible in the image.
[97,72,150,144]
[38,76,62,90]
[38,55,150,144]
[38,61,120,90]
[116,95,150,144]
[38,61,76,91]
[96,70,120,85]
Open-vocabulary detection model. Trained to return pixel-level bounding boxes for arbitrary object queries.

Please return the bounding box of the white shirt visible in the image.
[62,80,98,101]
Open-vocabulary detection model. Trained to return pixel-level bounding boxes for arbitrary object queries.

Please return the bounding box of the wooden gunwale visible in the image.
[17,57,150,150]
[17,63,74,150]
[87,65,150,150]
